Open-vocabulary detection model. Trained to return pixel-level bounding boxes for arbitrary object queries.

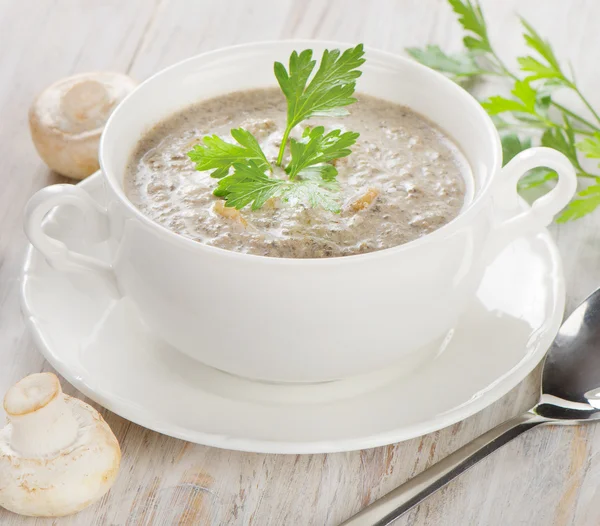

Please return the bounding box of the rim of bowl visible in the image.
[99,39,502,266]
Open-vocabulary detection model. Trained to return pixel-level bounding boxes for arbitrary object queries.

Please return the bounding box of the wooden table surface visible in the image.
[2,0,600,524]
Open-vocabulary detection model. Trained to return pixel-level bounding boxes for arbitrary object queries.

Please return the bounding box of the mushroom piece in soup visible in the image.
[124,88,470,258]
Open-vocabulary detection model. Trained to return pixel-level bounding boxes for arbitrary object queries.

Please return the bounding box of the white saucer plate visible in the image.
[21,174,565,454]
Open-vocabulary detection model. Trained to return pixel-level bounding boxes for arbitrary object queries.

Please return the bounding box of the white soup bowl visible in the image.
[24,41,577,383]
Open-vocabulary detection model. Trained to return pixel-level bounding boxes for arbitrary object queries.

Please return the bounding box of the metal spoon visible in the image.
[341,287,600,526]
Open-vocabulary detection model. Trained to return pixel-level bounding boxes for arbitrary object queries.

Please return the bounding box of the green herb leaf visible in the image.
[274,45,365,129]
[576,132,600,160]
[541,126,579,168]
[501,133,532,164]
[274,45,365,166]
[501,134,557,190]
[286,126,359,179]
[520,19,567,81]
[482,80,537,115]
[517,56,557,79]
[519,169,558,190]
[187,128,270,178]
[535,83,555,112]
[557,183,600,222]
[517,20,571,89]
[482,97,530,116]
[405,0,600,221]
[296,164,339,182]
[214,161,341,213]
[449,0,491,53]
[406,45,486,79]
[273,50,317,125]
[517,56,568,86]
[189,45,366,212]
[214,162,288,210]
[282,178,341,213]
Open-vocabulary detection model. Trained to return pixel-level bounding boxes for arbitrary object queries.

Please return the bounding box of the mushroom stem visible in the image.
[1,373,121,517]
[3,373,79,457]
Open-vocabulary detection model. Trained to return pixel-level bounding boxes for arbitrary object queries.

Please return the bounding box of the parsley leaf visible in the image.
[286,126,359,180]
[501,134,557,190]
[214,162,287,211]
[188,128,270,178]
[274,44,365,164]
[482,80,537,115]
[283,177,341,213]
[405,0,600,221]
[517,19,571,88]
[406,45,487,80]
[541,126,579,168]
[517,57,567,85]
[501,133,532,164]
[214,161,341,213]
[449,0,491,53]
[275,45,365,124]
[519,169,558,191]
[187,45,365,213]
[539,118,595,177]
[576,132,600,161]
[557,183,600,222]
[520,19,567,79]
[273,50,316,125]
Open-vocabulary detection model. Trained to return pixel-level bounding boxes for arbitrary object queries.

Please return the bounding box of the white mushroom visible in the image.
[29,72,136,180]
[0,373,121,517]
[349,187,379,212]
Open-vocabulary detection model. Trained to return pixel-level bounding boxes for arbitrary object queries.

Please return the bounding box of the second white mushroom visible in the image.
[0,372,121,517]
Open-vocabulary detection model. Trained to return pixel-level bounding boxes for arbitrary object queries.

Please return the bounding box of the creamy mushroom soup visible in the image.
[124,88,470,258]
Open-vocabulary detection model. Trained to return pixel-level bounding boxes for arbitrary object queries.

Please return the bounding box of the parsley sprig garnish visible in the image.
[286,126,360,180]
[187,45,365,213]
[212,160,341,212]
[407,0,600,221]
[188,128,271,179]
[274,45,365,165]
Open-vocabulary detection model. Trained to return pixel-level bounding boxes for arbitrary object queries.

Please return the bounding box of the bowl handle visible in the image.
[488,147,577,254]
[24,180,119,294]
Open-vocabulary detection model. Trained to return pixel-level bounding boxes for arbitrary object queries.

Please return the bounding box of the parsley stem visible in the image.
[486,49,595,137]
[573,86,600,126]
[551,101,600,132]
[547,118,594,137]
[490,53,519,82]
[570,127,595,137]
[488,46,600,133]
[277,126,291,167]
[457,70,504,78]
[492,118,594,137]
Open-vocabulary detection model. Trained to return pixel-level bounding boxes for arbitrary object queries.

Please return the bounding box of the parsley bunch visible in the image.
[188,45,365,213]
[407,0,600,222]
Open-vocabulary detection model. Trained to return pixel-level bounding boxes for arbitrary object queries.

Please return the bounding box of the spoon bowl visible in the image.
[342,286,600,526]
[536,287,600,421]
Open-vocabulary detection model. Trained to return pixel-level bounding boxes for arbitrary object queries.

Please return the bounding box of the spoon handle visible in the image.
[340,411,548,526]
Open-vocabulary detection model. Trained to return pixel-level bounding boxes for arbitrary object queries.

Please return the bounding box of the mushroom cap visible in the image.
[29,72,136,180]
[0,394,121,517]
[3,372,61,417]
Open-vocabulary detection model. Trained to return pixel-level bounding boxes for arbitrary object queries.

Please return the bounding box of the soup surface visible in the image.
[125,88,470,258]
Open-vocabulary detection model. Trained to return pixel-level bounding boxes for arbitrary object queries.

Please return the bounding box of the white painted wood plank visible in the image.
[2,1,600,525]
